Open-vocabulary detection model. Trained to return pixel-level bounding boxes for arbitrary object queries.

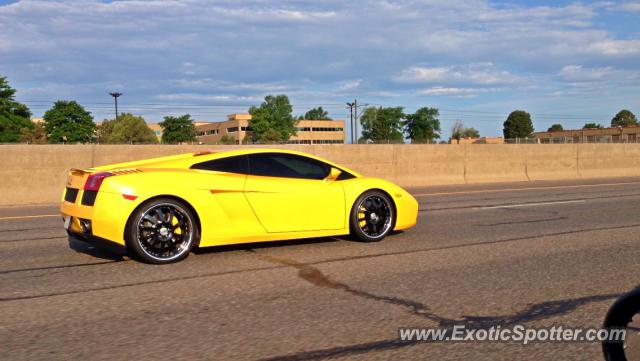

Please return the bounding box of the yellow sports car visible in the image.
[61,149,418,264]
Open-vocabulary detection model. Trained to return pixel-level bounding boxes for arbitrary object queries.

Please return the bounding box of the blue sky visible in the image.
[1,0,639,139]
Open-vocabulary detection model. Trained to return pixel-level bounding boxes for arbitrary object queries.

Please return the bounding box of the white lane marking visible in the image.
[0,214,59,221]
[413,181,640,197]
[478,200,586,210]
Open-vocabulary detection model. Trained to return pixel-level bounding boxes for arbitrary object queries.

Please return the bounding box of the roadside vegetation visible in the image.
[0,76,32,143]
[43,100,95,143]
[97,113,158,144]
[451,121,479,142]
[159,114,196,144]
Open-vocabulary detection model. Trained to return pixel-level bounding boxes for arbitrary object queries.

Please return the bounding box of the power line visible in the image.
[18,99,619,119]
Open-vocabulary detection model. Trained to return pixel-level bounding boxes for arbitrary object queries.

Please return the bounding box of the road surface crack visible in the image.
[245,250,448,324]
[248,250,624,360]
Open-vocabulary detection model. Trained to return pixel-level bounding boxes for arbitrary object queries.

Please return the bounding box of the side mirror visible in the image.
[324,167,342,182]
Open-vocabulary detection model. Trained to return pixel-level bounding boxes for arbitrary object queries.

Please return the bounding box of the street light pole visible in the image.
[353,99,359,144]
[346,102,354,144]
[109,92,122,120]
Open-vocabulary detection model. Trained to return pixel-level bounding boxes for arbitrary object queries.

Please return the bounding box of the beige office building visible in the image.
[534,126,640,143]
[196,114,345,144]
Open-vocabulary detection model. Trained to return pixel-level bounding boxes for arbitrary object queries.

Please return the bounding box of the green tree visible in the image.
[503,110,534,139]
[462,127,480,138]
[0,76,33,143]
[303,106,331,120]
[450,120,479,142]
[611,109,637,127]
[261,128,283,143]
[96,118,115,143]
[43,100,95,143]
[583,123,603,129]
[451,121,464,142]
[248,95,297,142]
[19,123,47,144]
[159,114,196,144]
[98,113,158,144]
[548,124,563,132]
[219,134,237,145]
[403,107,441,143]
[360,106,405,143]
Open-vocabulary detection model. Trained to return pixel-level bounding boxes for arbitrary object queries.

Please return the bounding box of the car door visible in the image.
[244,153,345,233]
[190,155,266,237]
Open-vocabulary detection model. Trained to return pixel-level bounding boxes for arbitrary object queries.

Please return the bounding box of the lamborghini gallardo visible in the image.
[61,149,418,264]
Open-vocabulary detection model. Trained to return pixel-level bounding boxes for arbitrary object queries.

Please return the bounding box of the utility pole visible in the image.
[346,101,355,144]
[346,99,369,144]
[353,99,359,144]
[109,92,122,120]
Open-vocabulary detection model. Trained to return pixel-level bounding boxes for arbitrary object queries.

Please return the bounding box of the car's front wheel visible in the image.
[126,198,199,264]
[350,190,395,242]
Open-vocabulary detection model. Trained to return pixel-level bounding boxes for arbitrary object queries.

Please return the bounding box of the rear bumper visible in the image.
[60,189,141,246]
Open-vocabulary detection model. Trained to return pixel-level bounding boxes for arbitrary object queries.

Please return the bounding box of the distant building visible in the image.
[451,137,504,144]
[148,122,209,142]
[31,118,44,124]
[196,114,345,145]
[533,126,640,143]
[147,123,163,141]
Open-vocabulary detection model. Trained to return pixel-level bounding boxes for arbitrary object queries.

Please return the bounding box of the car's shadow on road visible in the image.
[193,230,404,256]
[193,236,347,255]
[67,230,405,261]
[67,235,127,262]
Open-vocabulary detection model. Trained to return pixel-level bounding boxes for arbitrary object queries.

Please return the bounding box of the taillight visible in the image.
[84,172,113,191]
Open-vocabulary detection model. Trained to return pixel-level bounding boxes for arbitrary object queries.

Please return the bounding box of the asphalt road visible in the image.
[1,177,639,361]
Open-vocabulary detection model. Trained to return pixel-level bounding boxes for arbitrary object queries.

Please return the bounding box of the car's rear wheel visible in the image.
[350,190,395,242]
[126,198,198,264]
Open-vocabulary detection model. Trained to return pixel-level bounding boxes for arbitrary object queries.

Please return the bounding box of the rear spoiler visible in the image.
[69,168,90,175]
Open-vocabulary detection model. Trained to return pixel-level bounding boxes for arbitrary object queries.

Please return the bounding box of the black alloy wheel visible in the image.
[350,190,395,242]
[127,198,198,264]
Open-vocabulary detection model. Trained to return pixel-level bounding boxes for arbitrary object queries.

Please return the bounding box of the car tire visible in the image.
[602,288,640,361]
[349,190,395,242]
[126,198,199,264]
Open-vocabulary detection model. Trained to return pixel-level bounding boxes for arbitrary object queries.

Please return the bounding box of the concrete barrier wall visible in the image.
[1,143,638,206]
[525,144,579,181]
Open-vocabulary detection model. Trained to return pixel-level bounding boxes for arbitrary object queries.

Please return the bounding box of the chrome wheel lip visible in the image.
[135,203,194,262]
[356,195,393,239]
[623,313,640,354]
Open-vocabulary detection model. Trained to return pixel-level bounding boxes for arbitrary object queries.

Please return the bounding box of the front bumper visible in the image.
[392,191,419,231]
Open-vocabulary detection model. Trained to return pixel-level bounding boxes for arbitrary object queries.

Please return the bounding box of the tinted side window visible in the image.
[249,153,330,180]
[191,155,248,174]
[336,171,356,180]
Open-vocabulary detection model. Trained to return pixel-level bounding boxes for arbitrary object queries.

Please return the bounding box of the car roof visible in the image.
[94,148,362,178]
[196,148,362,177]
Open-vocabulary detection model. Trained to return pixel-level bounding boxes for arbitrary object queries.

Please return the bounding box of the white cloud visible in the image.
[396,67,450,82]
[337,79,362,92]
[615,2,640,12]
[588,40,640,56]
[396,64,520,85]
[558,65,613,82]
[170,79,294,93]
[417,86,499,97]
[155,93,262,103]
